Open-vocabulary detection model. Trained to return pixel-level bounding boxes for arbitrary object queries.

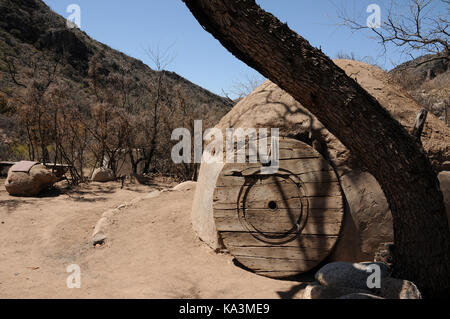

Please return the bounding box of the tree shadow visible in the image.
[36,187,62,198]
[222,83,352,299]
[5,187,62,199]
[0,199,30,213]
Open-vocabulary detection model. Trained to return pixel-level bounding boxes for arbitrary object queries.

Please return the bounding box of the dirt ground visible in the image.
[0,179,309,299]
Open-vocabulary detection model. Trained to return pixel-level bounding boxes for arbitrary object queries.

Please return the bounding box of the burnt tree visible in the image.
[182,0,450,298]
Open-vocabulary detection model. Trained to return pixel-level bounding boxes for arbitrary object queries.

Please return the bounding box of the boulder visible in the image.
[300,282,372,299]
[378,277,422,299]
[5,164,58,196]
[91,167,115,182]
[315,262,390,290]
[340,170,394,256]
[172,181,197,192]
[438,171,450,228]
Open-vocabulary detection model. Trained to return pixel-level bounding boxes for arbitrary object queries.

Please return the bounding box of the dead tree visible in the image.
[182,0,450,298]
[337,0,449,65]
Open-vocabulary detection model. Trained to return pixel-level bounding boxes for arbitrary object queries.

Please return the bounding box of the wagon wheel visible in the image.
[213,137,344,278]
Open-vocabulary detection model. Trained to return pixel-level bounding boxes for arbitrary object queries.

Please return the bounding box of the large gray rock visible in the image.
[340,170,394,257]
[438,171,450,228]
[91,167,115,182]
[300,282,372,299]
[5,164,58,196]
[315,262,391,290]
[378,277,422,299]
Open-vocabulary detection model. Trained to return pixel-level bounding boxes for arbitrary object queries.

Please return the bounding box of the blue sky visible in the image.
[42,0,447,98]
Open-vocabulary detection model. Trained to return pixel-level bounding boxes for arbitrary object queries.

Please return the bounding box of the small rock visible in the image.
[315,261,390,290]
[300,282,372,299]
[172,181,197,192]
[92,232,106,245]
[378,277,422,299]
[91,167,115,182]
[338,293,384,299]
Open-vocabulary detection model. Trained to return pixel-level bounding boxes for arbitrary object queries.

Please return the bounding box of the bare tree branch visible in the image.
[336,0,449,65]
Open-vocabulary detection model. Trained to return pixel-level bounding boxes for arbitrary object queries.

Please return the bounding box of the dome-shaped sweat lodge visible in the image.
[191,59,450,278]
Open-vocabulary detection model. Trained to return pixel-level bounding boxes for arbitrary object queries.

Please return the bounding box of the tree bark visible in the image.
[182,0,450,298]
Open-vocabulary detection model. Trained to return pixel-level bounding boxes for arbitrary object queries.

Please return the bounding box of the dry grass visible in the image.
[390,69,449,125]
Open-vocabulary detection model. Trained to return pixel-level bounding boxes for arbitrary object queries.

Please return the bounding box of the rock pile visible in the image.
[299,262,422,299]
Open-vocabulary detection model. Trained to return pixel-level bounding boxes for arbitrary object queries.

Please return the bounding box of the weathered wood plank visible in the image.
[215,217,342,234]
[215,170,339,187]
[214,208,343,223]
[221,158,334,176]
[235,256,319,272]
[231,246,333,260]
[236,146,323,160]
[213,183,300,203]
[214,196,343,210]
[221,232,338,248]
[213,182,341,204]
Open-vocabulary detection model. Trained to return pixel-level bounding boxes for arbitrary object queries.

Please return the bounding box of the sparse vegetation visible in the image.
[0,0,233,184]
[390,53,449,125]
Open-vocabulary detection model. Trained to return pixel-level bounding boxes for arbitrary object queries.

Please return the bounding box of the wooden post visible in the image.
[411,109,428,143]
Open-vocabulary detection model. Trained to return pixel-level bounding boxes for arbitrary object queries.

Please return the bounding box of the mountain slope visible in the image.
[0,0,233,132]
[389,53,449,125]
[0,0,233,177]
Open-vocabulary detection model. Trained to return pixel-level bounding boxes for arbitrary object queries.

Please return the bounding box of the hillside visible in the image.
[389,53,449,125]
[0,0,233,174]
[0,0,232,108]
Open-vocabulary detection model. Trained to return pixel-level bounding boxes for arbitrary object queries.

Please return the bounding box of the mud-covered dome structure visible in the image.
[192,60,450,278]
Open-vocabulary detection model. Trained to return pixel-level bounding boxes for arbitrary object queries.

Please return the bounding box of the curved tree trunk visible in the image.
[182,0,450,298]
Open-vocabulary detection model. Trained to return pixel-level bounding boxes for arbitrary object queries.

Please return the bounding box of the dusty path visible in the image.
[0,181,306,298]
